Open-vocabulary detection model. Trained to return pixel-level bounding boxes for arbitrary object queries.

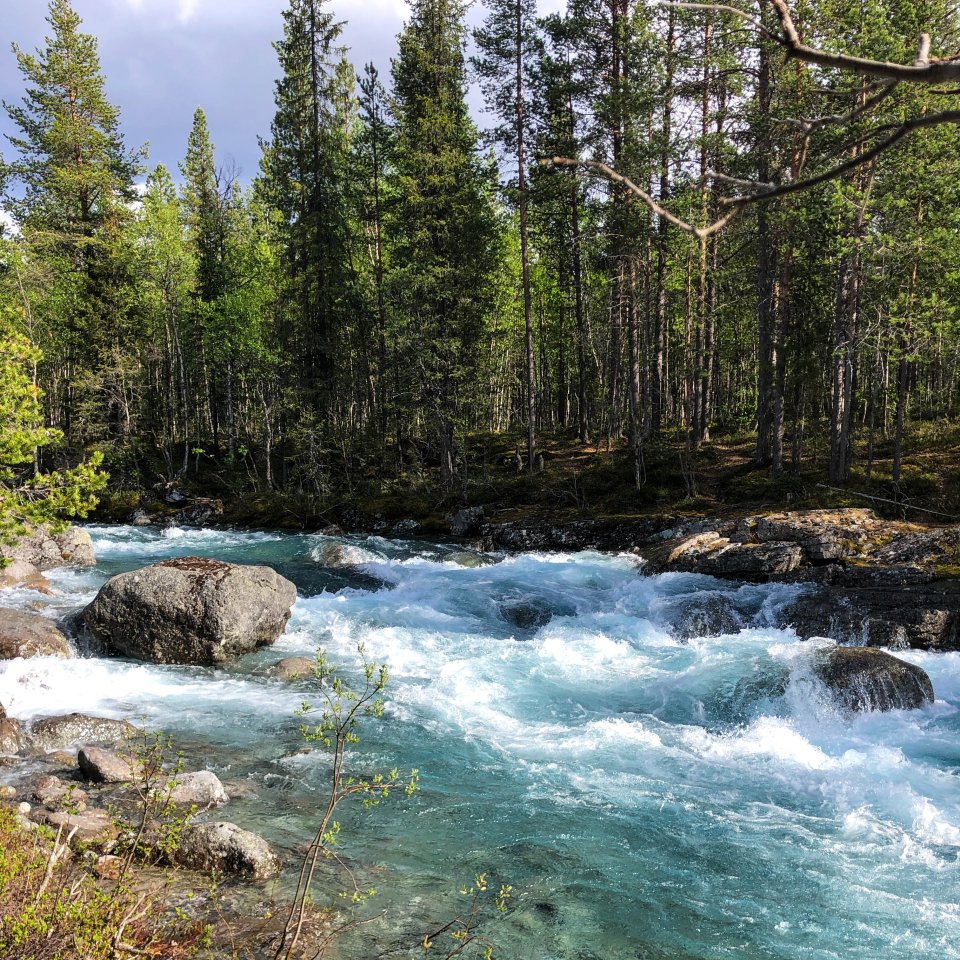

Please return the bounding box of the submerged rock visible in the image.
[84,557,296,665]
[669,594,745,640]
[31,713,136,751]
[176,821,280,881]
[265,656,315,681]
[815,646,934,712]
[0,609,73,660]
[499,601,552,632]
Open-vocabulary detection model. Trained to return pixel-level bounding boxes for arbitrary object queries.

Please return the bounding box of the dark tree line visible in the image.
[2,0,959,504]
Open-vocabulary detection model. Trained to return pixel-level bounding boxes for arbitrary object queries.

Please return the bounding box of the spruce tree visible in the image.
[260,0,356,422]
[389,0,500,490]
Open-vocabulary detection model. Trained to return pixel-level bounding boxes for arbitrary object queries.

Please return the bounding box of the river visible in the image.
[1,524,959,959]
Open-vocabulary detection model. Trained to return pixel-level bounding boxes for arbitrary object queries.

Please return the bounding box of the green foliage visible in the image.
[0,313,106,542]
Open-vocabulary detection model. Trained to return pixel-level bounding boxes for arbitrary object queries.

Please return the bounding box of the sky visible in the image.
[0,0,565,187]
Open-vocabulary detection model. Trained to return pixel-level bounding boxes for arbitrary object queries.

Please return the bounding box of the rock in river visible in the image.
[815,645,934,712]
[30,713,137,751]
[266,656,316,680]
[84,556,297,665]
[175,821,280,881]
[0,609,72,660]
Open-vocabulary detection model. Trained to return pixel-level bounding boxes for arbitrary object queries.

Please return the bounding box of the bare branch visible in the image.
[660,0,960,84]
[540,157,744,239]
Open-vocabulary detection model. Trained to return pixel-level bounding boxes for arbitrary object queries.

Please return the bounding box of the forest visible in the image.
[2,0,960,519]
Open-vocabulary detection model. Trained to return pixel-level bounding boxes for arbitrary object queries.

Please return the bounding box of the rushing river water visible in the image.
[1,524,959,959]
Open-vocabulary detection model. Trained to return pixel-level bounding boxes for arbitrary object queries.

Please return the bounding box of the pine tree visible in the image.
[474,0,540,471]
[1,0,141,443]
[389,0,500,490]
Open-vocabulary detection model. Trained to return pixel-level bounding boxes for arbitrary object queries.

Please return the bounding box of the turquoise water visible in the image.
[1,524,959,959]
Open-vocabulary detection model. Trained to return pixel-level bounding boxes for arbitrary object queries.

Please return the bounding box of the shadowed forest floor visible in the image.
[96,421,960,532]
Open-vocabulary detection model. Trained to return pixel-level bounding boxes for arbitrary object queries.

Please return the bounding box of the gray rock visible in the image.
[175,821,280,881]
[815,645,934,712]
[0,717,26,754]
[266,656,315,681]
[391,519,420,535]
[129,508,155,526]
[163,770,228,809]
[0,525,95,572]
[83,557,297,665]
[31,714,136,751]
[669,594,745,640]
[450,506,485,537]
[78,746,138,784]
[0,560,51,590]
[642,533,803,579]
[779,566,960,650]
[31,774,88,812]
[34,808,119,844]
[0,609,73,660]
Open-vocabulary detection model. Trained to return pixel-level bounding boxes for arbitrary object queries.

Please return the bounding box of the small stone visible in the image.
[265,656,315,681]
[94,855,123,880]
[17,802,30,815]
[0,718,26,754]
[0,785,15,800]
[44,751,78,768]
[32,774,88,812]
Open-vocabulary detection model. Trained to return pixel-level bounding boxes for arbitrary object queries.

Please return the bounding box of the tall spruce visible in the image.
[259,0,356,424]
[389,0,500,491]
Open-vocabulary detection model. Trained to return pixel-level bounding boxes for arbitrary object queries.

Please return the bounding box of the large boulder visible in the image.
[815,645,934,712]
[0,609,72,660]
[0,560,52,591]
[30,714,137,751]
[0,525,95,572]
[83,557,297,665]
[33,808,119,844]
[754,509,881,562]
[175,822,280,881]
